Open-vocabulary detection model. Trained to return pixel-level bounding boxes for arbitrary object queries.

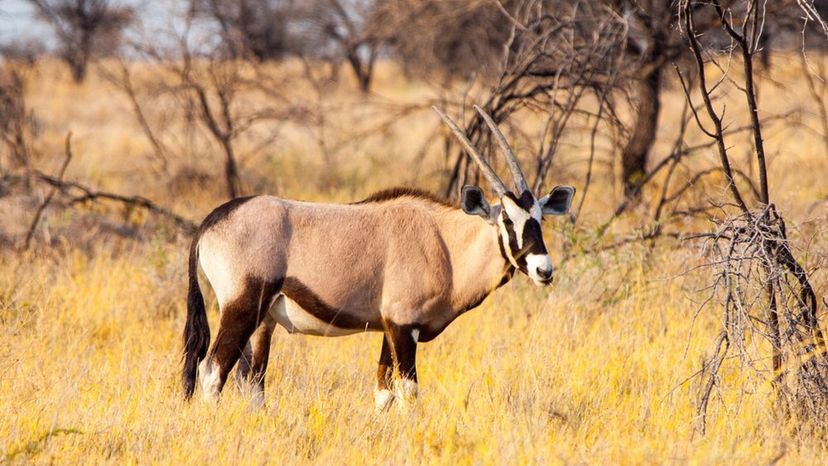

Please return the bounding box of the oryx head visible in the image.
[434,105,575,286]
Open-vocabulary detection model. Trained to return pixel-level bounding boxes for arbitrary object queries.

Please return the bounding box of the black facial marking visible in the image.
[501,209,523,268]
[496,229,516,267]
[499,190,549,274]
[522,218,547,256]
[517,190,535,209]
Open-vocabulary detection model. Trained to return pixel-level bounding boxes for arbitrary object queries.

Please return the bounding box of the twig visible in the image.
[32,171,197,234]
[22,133,74,251]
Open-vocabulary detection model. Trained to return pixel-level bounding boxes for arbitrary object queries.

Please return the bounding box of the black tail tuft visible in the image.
[182,237,210,400]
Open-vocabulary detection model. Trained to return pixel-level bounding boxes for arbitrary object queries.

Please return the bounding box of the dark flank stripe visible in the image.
[281,277,382,331]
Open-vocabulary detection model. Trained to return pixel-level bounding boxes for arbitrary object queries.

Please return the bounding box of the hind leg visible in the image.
[235,342,253,384]
[236,312,277,407]
[200,279,279,401]
[374,335,395,411]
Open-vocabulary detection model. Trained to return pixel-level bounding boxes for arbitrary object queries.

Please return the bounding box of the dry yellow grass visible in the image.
[1,57,828,464]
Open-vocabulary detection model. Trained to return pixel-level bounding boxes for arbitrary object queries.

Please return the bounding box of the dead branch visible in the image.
[101,60,170,175]
[32,171,197,234]
[684,4,750,214]
[23,133,73,251]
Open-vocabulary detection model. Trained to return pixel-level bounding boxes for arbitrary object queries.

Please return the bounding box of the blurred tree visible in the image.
[27,0,133,82]
[311,0,380,93]
[194,0,293,61]
[608,0,684,200]
[196,0,382,92]
[372,0,514,81]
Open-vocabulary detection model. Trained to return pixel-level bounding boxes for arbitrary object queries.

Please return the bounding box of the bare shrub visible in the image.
[680,0,828,433]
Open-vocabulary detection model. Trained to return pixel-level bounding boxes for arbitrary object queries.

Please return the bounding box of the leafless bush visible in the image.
[698,208,828,432]
[438,1,628,200]
[0,40,47,65]
[195,0,381,92]
[679,0,828,433]
[118,1,318,200]
[306,0,381,93]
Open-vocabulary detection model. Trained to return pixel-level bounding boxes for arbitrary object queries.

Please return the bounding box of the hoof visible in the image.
[395,379,418,410]
[198,359,221,402]
[374,388,395,412]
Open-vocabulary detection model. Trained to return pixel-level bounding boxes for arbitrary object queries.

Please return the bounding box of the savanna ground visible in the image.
[1,56,828,464]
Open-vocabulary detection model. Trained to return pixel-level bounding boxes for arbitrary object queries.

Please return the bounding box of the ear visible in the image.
[460,185,492,220]
[539,185,575,216]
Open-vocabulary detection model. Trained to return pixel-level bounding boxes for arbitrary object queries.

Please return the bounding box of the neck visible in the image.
[433,207,515,312]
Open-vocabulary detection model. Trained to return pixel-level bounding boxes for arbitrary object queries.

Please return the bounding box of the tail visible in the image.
[182,236,210,400]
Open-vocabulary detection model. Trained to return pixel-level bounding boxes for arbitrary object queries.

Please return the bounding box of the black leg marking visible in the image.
[374,335,396,411]
[377,335,394,390]
[247,316,276,396]
[386,322,419,405]
[201,277,280,400]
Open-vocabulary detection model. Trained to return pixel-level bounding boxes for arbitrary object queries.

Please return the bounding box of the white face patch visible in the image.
[500,197,532,249]
[526,253,553,285]
[411,329,420,342]
[499,195,554,285]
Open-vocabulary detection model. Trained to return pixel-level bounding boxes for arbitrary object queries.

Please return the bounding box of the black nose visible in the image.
[536,267,553,280]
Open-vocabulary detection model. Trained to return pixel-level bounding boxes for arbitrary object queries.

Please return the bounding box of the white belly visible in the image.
[269,294,367,337]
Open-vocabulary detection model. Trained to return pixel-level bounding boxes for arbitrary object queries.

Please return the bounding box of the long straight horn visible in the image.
[432,106,507,197]
[473,105,530,195]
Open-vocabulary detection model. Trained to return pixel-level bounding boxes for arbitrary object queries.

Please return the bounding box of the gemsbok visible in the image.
[182,105,575,410]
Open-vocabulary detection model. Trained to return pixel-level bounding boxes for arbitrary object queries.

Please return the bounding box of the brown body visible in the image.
[199,191,512,341]
[181,106,574,410]
[183,189,515,409]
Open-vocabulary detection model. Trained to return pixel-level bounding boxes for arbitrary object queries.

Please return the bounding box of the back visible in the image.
[198,194,453,324]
